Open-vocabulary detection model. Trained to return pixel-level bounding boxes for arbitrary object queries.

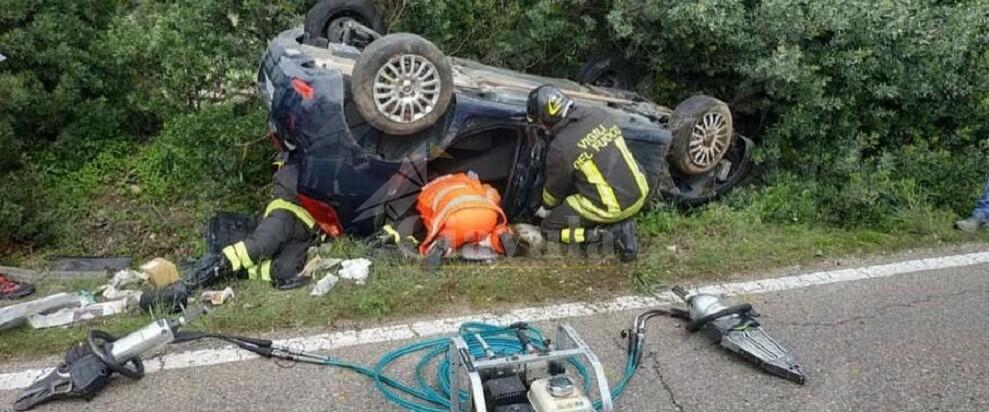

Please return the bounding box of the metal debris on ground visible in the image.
[27,298,131,329]
[0,293,91,331]
[0,265,105,283]
[200,287,236,305]
[51,256,133,272]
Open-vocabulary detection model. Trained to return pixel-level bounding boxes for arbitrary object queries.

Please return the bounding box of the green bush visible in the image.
[393,0,989,224]
[3,0,988,254]
[609,0,989,223]
[0,1,306,246]
[132,103,270,205]
[387,0,605,77]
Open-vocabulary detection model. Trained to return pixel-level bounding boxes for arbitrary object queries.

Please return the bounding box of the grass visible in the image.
[3,203,987,361]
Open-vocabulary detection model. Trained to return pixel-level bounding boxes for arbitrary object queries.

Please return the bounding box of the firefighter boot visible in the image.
[184,252,235,290]
[611,220,638,263]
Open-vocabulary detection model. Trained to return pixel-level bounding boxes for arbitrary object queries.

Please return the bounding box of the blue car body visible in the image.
[258,29,745,237]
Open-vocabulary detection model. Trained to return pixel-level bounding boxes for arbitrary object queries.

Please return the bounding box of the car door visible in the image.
[501,125,548,221]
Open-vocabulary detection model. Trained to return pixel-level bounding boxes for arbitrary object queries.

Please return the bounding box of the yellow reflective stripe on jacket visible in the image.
[565,136,650,224]
[542,188,560,207]
[382,224,401,244]
[578,160,621,214]
[567,193,646,224]
[247,260,272,282]
[560,228,586,244]
[222,245,242,271]
[613,137,650,200]
[265,199,316,229]
[223,241,256,272]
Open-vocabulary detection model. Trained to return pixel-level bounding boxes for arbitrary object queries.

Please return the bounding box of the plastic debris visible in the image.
[301,255,342,279]
[338,258,372,285]
[27,299,130,329]
[200,287,235,305]
[0,293,90,331]
[109,269,148,289]
[95,269,148,301]
[141,258,179,288]
[310,273,340,296]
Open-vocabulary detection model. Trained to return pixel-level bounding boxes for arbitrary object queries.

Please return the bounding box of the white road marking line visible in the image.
[2,251,988,391]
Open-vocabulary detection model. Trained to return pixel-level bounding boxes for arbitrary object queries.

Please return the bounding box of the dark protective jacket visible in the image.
[541,106,650,223]
[221,161,317,283]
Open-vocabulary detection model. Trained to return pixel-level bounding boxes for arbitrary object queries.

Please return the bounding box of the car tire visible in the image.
[671,136,754,209]
[304,0,386,44]
[669,95,734,175]
[351,33,454,136]
[576,55,638,91]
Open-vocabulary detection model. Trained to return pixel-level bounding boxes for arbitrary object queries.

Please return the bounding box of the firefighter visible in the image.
[188,157,316,290]
[141,156,318,312]
[528,85,648,262]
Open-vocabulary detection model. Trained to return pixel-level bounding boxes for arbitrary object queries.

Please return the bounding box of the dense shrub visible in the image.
[395,0,989,225]
[0,1,306,245]
[132,104,270,204]
[2,0,988,251]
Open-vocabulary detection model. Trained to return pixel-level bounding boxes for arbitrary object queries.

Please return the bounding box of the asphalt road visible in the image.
[2,262,987,411]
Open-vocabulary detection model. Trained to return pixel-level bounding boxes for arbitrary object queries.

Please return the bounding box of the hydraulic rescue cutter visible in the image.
[14,307,206,411]
[669,285,805,384]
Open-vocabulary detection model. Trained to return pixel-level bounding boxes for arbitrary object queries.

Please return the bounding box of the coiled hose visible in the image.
[182,322,642,411]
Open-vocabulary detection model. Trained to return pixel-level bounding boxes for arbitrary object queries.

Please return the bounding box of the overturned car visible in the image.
[256,0,753,237]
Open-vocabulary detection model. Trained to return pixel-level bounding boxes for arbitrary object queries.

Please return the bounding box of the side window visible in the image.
[427,127,524,196]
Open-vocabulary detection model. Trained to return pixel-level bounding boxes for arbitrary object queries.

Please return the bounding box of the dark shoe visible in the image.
[184,252,233,290]
[0,274,34,300]
[397,236,421,259]
[274,275,310,291]
[955,217,987,233]
[612,220,639,263]
[499,231,518,257]
[139,282,190,314]
[423,237,449,268]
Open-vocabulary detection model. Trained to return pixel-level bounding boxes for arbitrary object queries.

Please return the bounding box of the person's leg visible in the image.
[189,210,308,288]
[540,201,639,262]
[230,210,299,268]
[973,179,989,220]
[269,239,312,290]
[540,203,597,241]
[540,203,603,257]
[956,177,989,232]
